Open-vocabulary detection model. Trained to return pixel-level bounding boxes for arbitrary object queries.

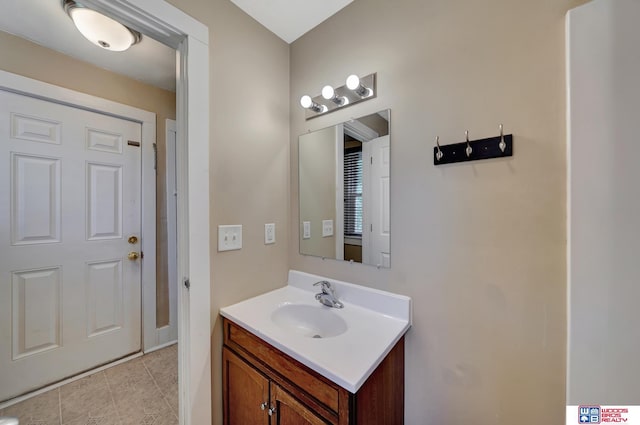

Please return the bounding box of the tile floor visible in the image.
[0,344,178,425]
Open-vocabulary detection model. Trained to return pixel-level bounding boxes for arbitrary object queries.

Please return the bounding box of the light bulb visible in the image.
[300,95,327,113]
[346,75,360,90]
[346,74,372,97]
[300,95,313,109]
[322,85,335,100]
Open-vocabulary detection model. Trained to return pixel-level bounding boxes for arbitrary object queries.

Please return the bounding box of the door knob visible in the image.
[128,251,139,261]
[128,236,138,244]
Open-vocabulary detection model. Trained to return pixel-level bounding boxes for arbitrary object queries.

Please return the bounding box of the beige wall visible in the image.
[165,1,291,424]
[290,0,588,424]
[0,30,176,327]
[299,126,336,258]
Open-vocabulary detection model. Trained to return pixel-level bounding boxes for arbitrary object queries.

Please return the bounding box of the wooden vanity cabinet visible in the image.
[222,318,405,425]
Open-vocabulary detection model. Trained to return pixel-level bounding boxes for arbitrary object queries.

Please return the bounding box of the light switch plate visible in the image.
[303,221,311,239]
[322,220,333,237]
[265,223,276,244]
[218,225,242,251]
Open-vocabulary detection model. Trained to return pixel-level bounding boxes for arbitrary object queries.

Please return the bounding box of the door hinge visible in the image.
[140,251,144,259]
[153,143,158,171]
[184,278,191,290]
[370,156,373,164]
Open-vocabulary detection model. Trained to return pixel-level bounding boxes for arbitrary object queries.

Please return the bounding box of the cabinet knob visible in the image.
[260,402,267,411]
[268,407,277,416]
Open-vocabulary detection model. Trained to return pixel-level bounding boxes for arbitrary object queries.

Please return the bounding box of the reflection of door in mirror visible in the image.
[362,135,390,268]
[298,109,390,267]
[345,116,390,267]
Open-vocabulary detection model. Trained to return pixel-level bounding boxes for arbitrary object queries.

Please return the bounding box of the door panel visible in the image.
[11,113,62,145]
[11,153,61,245]
[223,348,269,425]
[11,267,62,359]
[87,128,123,154]
[86,162,122,240]
[0,90,142,401]
[85,259,123,337]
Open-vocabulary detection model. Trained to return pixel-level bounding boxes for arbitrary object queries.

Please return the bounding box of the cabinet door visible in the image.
[270,383,332,425]
[223,348,270,425]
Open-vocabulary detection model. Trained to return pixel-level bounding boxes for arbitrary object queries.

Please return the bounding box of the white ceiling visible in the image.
[230,0,353,44]
[0,0,353,91]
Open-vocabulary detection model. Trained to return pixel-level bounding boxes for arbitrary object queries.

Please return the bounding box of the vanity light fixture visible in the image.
[300,73,376,120]
[63,0,142,52]
[321,85,348,106]
[300,95,328,113]
[346,74,373,97]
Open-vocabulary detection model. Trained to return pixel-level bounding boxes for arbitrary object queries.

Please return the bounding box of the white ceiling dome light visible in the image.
[63,0,141,52]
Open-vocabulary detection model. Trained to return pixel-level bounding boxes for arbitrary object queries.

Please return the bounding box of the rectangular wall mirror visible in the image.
[299,109,390,268]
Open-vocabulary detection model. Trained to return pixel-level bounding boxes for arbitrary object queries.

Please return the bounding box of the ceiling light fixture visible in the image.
[346,74,373,97]
[300,95,327,113]
[321,85,348,106]
[63,0,142,52]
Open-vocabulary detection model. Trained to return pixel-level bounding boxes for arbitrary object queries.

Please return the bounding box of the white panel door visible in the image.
[363,135,390,268]
[0,90,142,401]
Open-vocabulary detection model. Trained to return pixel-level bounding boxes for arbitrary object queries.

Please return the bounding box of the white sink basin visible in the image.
[220,270,412,392]
[271,303,348,339]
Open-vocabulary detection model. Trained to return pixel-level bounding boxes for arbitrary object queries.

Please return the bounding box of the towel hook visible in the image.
[435,136,443,161]
[498,124,506,153]
[465,130,472,157]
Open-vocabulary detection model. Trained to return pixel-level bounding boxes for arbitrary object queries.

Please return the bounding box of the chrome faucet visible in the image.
[313,280,344,308]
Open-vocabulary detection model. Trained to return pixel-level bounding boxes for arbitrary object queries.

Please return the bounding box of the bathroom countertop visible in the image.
[220,270,412,393]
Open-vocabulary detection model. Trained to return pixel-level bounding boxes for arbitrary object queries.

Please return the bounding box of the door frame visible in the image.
[10,1,211,423]
[157,118,178,347]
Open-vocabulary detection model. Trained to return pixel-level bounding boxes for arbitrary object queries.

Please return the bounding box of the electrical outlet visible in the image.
[265,223,276,244]
[303,221,311,239]
[322,220,333,237]
[218,225,242,251]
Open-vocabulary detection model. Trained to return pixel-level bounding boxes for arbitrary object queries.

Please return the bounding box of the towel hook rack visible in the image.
[433,125,513,165]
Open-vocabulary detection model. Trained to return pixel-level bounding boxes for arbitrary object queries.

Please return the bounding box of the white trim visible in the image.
[344,120,379,142]
[0,67,157,370]
[0,352,143,410]
[155,118,179,348]
[0,71,156,124]
[83,3,211,424]
[335,124,344,261]
[145,339,178,354]
[141,108,158,355]
[181,36,211,425]
[565,9,573,405]
[362,140,372,265]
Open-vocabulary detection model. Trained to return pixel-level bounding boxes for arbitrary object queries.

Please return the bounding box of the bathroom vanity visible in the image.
[220,271,411,425]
